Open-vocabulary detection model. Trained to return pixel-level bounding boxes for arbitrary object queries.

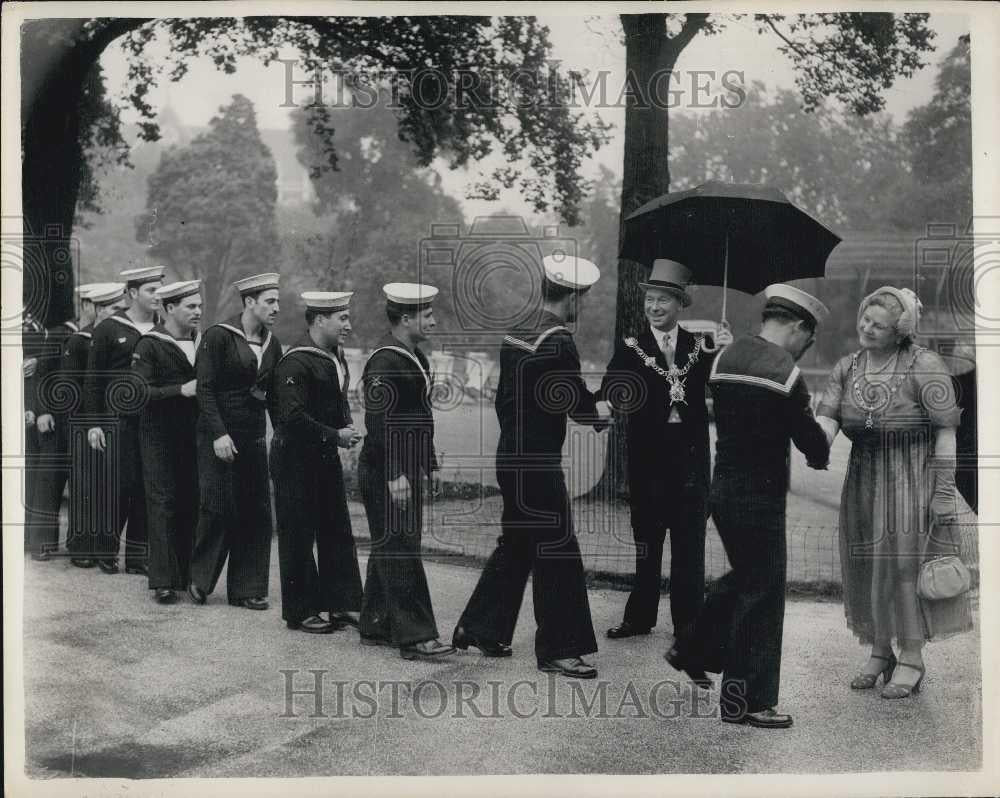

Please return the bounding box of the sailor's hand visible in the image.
[180,380,197,398]
[213,434,238,463]
[388,474,410,505]
[714,322,734,348]
[338,426,362,449]
[88,427,106,452]
[37,414,56,434]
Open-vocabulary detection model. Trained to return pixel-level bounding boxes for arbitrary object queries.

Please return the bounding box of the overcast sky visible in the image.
[100,12,971,219]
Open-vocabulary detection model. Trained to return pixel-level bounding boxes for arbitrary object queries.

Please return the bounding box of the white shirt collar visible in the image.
[650,324,678,351]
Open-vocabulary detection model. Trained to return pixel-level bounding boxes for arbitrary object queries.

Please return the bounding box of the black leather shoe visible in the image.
[452,625,512,657]
[30,550,52,562]
[400,639,456,661]
[230,597,269,610]
[665,645,714,690]
[154,588,177,604]
[70,558,95,569]
[329,611,359,628]
[722,708,793,729]
[360,634,391,647]
[188,584,207,604]
[125,564,148,576]
[97,559,119,575]
[288,615,336,634]
[606,621,652,639]
[537,657,598,679]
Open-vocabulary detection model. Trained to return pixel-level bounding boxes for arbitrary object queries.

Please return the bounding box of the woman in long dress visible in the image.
[816,286,971,699]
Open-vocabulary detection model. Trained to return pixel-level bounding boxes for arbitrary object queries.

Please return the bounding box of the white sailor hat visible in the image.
[764,283,830,329]
[302,291,353,311]
[542,254,600,291]
[233,272,281,296]
[75,282,103,300]
[155,280,202,303]
[383,283,439,309]
[119,265,166,286]
[88,283,127,305]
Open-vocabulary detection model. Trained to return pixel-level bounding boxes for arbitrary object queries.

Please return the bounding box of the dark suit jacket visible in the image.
[599,325,716,500]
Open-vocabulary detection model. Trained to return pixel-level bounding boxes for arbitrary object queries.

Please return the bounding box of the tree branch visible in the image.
[673,13,710,52]
[85,18,154,57]
[761,16,811,59]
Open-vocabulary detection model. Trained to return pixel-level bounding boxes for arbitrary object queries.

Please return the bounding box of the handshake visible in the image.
[594,400,615,431]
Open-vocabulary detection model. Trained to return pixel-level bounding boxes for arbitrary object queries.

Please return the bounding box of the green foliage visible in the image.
[888,37,972,228]
[283,98,466,348]
[751,13,936,115]
[667,83,909,231]
[138,94,280,321]
[108,16,609,224]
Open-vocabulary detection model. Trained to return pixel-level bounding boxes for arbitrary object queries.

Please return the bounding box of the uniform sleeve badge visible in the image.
[285,376,295,385]
[118,337,127,344]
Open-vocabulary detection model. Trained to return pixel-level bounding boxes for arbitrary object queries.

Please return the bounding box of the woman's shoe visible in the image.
[881,662,925,699]
[850,652,897,689]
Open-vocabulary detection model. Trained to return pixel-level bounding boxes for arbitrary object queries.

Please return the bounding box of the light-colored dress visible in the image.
[817,344,972,643]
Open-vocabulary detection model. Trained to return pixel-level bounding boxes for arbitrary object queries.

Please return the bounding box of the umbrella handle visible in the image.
[703,235,730,354]
[700,319,730,353]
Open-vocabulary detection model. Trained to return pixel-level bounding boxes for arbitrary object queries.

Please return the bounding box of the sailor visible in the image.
[452,255,611,679]
[84,265,164,574]
[131,280,202,604]
[270,291,364,634]
[66,284,129,567]
[27,283,101,560]
[357,282,454,660]
[189,273,282,610]
[666,284,831,729]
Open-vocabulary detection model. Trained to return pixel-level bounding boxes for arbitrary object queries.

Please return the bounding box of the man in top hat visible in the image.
[65,284,128,567]
[84,265,164,574]
[600,259,732,651]
[189,273,282,610]
[358,282,454,660]
[26,283,101,560]
[270,291,364,634]
[666,283,831,729]
[131,280,202,604]
[452,255,611,679]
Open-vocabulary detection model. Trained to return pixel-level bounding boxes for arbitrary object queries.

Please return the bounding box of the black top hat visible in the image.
[638,259,692,307]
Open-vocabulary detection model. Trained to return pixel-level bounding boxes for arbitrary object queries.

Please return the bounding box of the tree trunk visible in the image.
[21,49,91,325]
[20,20,148,325]
[590,14,697,500]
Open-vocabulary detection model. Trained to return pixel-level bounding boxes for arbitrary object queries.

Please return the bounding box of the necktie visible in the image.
[661,334,674,366]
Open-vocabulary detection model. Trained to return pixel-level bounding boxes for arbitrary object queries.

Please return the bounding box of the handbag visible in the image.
[917,555,972,600]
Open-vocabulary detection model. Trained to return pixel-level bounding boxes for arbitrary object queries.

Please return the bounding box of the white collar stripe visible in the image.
[110,314,141,333]
[504,325,568,354]
[367,345,430,391]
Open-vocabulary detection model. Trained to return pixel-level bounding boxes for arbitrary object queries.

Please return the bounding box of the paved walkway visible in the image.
[18,543,981,779]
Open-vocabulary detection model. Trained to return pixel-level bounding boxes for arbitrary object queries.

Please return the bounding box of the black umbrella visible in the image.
[620,180,841,325]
